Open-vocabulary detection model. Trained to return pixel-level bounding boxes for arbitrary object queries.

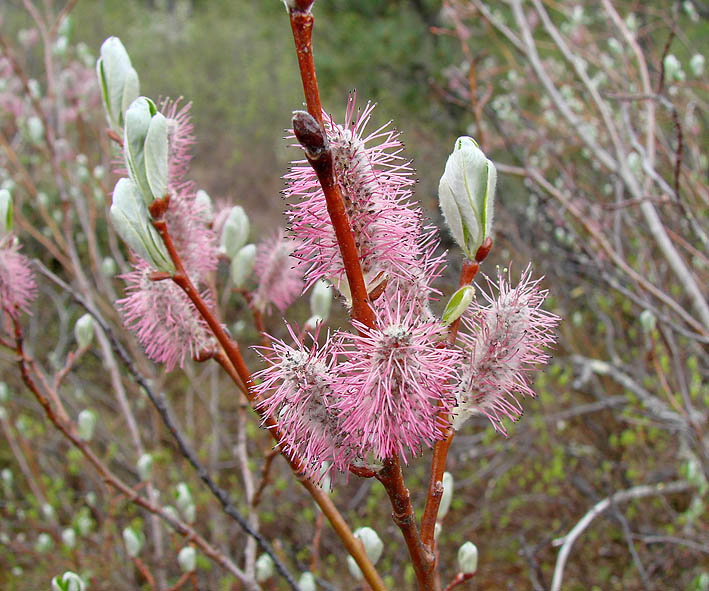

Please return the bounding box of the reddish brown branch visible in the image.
[376,456,436,588]
[443,572,475,591]
[289,6,323,126]
[251,446,280,507]
[421,239,492,551]
[133,556,156,590]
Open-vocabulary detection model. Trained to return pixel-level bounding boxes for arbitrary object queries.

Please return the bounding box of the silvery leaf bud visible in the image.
[162,505,179,522]
[437,471,454,520]
[194,189,214,222]
[663,54,684,82]
[110,178,175,273]
[178,546,196,573]
[51,571,85,591]
[74,314,95,349]
[100,256,117,277]
[346,556,363,581]
[123,527,142,558]
[220,206,249,259]
[639,309,656,333]
[182,503,196,524]
[457,541,478,574]
[175,482,193,512]
[354,527,383,564]
[310,279,332,321]
[690,54,705,77]
[124,97,167,204]
[27,116,44,145]
[35,532,53,553]
[230,244,256,288]
[442,285,474,325]
[136,453,153,481]
[61,528,76,549]
[76,513,93,536]
[0,189,12,236]
[76,409,97,441]
[439,136,496,259]
[298,572,316,591]
[255,553,275,582]
[96,37,140,133]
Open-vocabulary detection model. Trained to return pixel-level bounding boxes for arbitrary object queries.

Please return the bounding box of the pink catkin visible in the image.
[117,261,216,371]
[253,324,357,481]
[252,229,304,314]
[453,265,559,433]
[334,293,460,462]
[285,93,427,295]
[0,241,36,317]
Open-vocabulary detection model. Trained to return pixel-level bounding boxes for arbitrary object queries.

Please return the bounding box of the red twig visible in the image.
[420,239,492,551]
[376,457,436,588]
[251,446,280,507]
[288,3,323,126]
[133,556,156,589]
[443,572,475,591]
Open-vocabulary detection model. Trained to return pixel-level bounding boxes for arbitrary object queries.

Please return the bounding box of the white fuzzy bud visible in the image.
[35,532,53,553]
[27,116,44,144]
[309,279,332,320]
[76,409,97,441]
[175,482,192,511]
[96,37,140,133]
[663,54,685,82]
[231,244,256,288]
[162,505,179,522]
[0,189,12,236]
[61,528,76,549]
[442,285,474,325]
[74,314,95,349]
[136,453,153,481]
[194,189,214,221]
[220,206,250,259]
[298,572,316,591]
[437,472,454,519]
[255,553,275,582]
[439,136,496,259]
[690,54,705,77]
[347,526,384,580]
[77,514,93,536]
[457,541,478,574]
[123,526,143,558]
[110,178,175,273]
[639,309,656,333]
[178,546,196,573]
[100,256,117,277]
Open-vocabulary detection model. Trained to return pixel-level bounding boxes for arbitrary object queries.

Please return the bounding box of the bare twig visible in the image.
[550,481,692,591]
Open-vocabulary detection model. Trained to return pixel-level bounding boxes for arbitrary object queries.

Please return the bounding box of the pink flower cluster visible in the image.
[253,97,559,481]
[0,239,36,318]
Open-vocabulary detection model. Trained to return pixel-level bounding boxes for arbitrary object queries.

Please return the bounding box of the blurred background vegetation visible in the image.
[1,1,707,590]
